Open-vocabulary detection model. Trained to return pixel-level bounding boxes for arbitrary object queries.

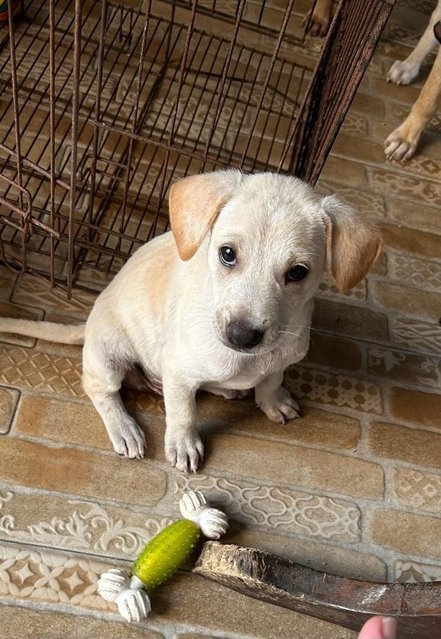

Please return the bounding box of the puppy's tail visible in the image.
[0,318,86,345]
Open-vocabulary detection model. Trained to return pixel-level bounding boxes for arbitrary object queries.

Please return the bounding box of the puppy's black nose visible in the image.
[226,320,264,349]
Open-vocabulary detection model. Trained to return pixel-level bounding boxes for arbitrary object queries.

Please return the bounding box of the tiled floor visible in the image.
[1,0,441,637]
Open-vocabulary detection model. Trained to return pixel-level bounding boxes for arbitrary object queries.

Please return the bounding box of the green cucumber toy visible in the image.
[97,491,228,622]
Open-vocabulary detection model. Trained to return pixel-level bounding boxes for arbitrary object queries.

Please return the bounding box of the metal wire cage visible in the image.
[0,0,394,294]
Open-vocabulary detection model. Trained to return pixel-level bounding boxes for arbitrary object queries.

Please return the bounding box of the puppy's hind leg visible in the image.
[82,346,145,459]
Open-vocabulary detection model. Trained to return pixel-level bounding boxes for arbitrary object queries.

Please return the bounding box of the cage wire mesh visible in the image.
[0,0,394,294]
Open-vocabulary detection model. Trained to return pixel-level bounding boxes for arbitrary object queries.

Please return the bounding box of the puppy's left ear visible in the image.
[169,170,243,260]
[322,196,382,292]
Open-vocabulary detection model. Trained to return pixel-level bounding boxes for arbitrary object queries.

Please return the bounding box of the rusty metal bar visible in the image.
[291,0,396,184]
[67,0,82,296]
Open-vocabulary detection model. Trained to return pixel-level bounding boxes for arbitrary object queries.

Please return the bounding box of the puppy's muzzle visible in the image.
[226,320,264,350]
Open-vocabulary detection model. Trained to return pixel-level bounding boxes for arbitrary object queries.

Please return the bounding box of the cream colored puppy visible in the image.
[0,171,381,472]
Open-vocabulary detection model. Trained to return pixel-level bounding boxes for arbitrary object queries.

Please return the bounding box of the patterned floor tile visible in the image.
[0,542,114,611]
[0,345,83,398]
[391,316,441,356]
[393,468,441,514]
[388,251,441,292]
[286,366,383,414]
[176,474,361,542]
[12,275,95,319]
[0,489,173,558]
[394,559,441,583]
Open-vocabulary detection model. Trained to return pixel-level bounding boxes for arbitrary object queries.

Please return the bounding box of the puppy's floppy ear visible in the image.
[169,170,243,261]
[322,195,382,292]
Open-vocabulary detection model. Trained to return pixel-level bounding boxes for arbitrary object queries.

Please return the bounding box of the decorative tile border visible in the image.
[393,468,441,514]
[389,252,441,292]
[0,345,84,398]
[391,317,441,356]
[176,474,361,542]
[368,348,440,389]
[369,169,441,207]
[286,366,383,414]
[0,490,173,558]
[0,542,114,611]
[394,559,441,583]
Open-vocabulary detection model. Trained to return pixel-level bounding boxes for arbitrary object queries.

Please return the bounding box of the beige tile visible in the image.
[198,396,360,451]
[202,433,384,499]
[368,509,441,560]
[386,199,441,235]
[389,387,441,429]
[0,386,20,434]
[370,168,441,207]
[14,393,168,461]
[367,348,440,389]
[0,542,116,612]
[304,334,362,372]
[394,559,441,583]
[0,488,173,557]
[380,223,441,260]
[313,299,389,342]
[320,156,368,188]
[391,316,441,356]
[0,344,84,398]
[388,252,441,293]
[332,133,385,165]
[368,422,441,469]
[351,93,386,119]
[286,366,382,414]
[393,468,441,514]
[12,276,95,319]
[370,281,441,322]
[176,472,361,542]
[0,605,164,639]
[0,437,166,506]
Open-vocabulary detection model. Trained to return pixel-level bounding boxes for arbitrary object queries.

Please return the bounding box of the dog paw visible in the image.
[112,417,146,459]
[257,387,300,424]
[387,60,420,85]
[165,431,204,473]
[304,7,332,37]
[384,127,418,161]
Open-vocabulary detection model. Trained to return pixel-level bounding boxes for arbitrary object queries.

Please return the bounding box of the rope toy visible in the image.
[97,491,228,622]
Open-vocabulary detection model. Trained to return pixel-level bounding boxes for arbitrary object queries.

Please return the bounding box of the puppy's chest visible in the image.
[218,349,291,389]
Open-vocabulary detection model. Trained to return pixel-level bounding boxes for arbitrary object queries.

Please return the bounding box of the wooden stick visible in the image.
[194,542,441,638]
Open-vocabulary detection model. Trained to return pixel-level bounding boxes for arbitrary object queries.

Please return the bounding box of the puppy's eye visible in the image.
[219,245,236,267]
[286,264,309,283]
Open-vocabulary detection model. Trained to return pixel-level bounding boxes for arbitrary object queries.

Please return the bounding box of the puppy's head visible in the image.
[169,171,381,353]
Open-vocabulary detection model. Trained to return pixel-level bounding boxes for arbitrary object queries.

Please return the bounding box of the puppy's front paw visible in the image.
[384,126,419,161]
[257,387,300,424]
[111,417,145,459]
[165,430,204,473]
[387,60,420,85]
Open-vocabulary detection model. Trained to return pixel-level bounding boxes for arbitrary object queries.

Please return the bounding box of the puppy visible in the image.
[0,171,381,472]
[385,1,441,160]
[306,0,333,37]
